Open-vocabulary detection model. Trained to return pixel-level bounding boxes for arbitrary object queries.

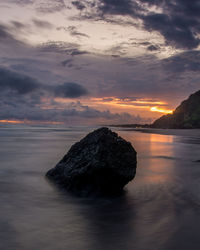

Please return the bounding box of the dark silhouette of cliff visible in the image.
[152,90,200,129]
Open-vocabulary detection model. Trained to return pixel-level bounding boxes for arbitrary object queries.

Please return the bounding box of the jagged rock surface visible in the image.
[46,127,137,195]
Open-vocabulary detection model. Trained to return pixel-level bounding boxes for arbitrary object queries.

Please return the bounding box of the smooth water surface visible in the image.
[0,125,200,250]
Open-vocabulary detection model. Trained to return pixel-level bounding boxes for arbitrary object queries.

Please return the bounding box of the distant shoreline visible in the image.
[109,126,200,137]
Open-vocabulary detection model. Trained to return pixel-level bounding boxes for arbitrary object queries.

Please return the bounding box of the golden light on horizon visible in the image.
[53,96,173,119]
[88,97,169,109]
[150,107,173,114]
[0,120,25,124]
[0,120,63,125]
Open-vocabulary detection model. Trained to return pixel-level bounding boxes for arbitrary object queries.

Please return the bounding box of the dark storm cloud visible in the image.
[142,13,199,49]
[54,82,89,98]
[76,0,200,50]
[141,0,200,49]
[0,67,40,94]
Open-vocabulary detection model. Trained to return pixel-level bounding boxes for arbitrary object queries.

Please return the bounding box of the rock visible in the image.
[46,127,137,195]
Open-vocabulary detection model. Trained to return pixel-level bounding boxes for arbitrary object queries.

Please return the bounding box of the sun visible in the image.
[150,107,173,114]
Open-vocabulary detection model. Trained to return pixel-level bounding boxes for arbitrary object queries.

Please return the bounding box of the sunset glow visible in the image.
[0,120,25,124]
[0,0,198,125]
[0,120,63,125]
[150,107,173,114]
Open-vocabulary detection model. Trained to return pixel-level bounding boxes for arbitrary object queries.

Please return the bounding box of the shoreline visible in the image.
[110,126,200,137]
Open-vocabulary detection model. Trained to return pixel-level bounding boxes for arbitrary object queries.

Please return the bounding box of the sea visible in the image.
[0,125,200,250]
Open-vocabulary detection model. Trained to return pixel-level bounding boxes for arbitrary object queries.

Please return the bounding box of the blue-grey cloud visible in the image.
[142,13,199,50]
[0,98,149,124]
[0,67,40,94]
[0,67,89,100]
[162,50,200,73]
[53,82,89,98]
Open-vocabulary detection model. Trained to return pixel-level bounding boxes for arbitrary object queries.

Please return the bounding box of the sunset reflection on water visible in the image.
[1,126,200,250]
[118,130,177,185]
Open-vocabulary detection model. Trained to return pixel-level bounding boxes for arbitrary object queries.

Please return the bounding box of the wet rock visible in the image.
[46,127,137,195]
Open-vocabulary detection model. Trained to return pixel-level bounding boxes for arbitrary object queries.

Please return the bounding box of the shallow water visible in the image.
[0,125,200,250]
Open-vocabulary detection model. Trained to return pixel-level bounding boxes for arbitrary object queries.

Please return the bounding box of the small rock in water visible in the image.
[46,127,137,196]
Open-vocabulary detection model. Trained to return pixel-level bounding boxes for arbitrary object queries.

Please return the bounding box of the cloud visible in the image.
[73,0,200,50]
[98,0,141,16]
[0,24,14,40]
[5,0,200,50]
[71,1,86,10]
[142,13,199,49]
[38,41,88,55]
[147,44,160,51]
[0,98,149,124]
[162,50,200,73]
[0,66,89,100]
[3,0,66,13]
[57,25,90,38]
[32,19,53,29]
[61,58,74,67]
[53,82,89,98]
[0,67,40,94]
[6,0,34,5]
[10,21,26,30]
[0,66,151,124]
[34,0,66,13]
[0,23,28,49]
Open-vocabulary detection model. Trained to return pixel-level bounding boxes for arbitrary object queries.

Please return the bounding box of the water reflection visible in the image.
[119,131,177,184]
[1,126,200,250]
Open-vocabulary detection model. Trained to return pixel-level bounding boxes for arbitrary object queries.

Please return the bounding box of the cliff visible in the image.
[152,90,200,129]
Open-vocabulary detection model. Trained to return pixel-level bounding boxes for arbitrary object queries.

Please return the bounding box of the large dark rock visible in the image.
[46,127,137,195]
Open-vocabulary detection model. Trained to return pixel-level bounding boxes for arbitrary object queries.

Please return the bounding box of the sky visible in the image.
[0,0,200,125]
